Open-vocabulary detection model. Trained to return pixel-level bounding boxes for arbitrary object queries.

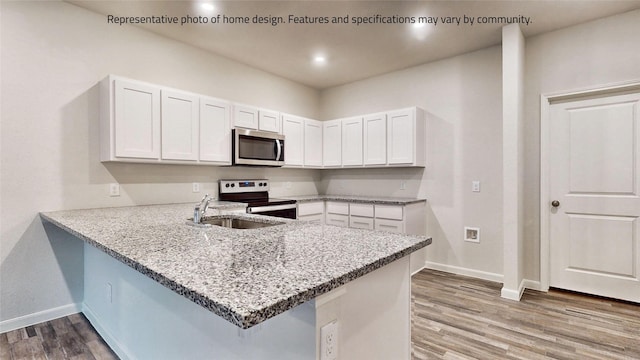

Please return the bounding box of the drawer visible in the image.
[326,213,349,227]
[350,216,374,230]
[349,203,373,217]
[326,201,349,215]
[297,201,324,216]
[375,205,403,220]
[374,218,404,233]
[298,213,324,224]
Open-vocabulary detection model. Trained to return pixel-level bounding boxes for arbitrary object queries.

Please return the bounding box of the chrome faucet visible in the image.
[193,194,212,224]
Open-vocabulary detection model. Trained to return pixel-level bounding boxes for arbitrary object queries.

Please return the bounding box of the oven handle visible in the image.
[247,204,296,213]
[275,139,282,161]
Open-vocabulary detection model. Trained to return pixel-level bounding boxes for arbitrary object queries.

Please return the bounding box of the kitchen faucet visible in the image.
[193,194,212,224]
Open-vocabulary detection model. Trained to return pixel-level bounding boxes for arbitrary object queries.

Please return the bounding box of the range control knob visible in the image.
[225,183,230,188]
[230,183,235,188]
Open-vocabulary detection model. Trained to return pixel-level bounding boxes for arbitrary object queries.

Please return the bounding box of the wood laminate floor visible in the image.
[3,269,639,359]
[0,313,117,360]
[411,270,640,360]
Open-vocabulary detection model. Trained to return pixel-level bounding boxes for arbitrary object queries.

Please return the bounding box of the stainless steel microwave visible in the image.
[232,128,285,166]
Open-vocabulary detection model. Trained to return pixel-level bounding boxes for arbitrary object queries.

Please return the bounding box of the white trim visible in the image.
[501,279,526,301]
[424,261,503,283]
[0,303,81,333]
[523,279,543,292]
[411,265,425,277]
[83,303,134,360]
[539,79,640,294]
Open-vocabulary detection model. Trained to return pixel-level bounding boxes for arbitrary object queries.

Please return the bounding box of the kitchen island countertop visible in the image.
[40,203,430,329]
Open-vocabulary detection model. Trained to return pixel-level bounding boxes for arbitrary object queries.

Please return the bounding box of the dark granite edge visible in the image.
[293,195,427,205]
[40,212,431,329]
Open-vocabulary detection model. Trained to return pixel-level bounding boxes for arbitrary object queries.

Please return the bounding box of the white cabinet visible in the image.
[297,201,325,224]
[281,114,304,167]
[304,119,323,167]
[323,120,342,167]
[387,107,426,166]
[161,89,199,161]
[364,112,387,166]
[101,76,161,161]
[342,117,363,166]
[232,104,259,130]
[258,109,281,133]
[199,97,231,164]
[233,104,281,133]
[325,201,349,228]
[349,203,374,230]
[374,204,405,233]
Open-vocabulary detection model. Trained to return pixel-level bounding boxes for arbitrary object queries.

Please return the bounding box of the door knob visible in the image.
[551,200,560,207]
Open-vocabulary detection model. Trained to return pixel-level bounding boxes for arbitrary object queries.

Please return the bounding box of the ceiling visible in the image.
[68,0,640,89]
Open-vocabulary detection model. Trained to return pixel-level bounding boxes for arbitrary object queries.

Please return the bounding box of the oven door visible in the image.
[247,204,297,219]
[233,129,285,166]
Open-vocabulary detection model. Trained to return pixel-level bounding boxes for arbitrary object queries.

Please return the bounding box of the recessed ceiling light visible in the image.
[201,3,215,11]
[313,55,327,66]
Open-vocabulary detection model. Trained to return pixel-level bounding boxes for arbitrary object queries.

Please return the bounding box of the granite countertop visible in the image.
[40,203,430,329]
[289,194,427,205]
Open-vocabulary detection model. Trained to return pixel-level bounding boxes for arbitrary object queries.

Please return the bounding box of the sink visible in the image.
[187,216,284,229]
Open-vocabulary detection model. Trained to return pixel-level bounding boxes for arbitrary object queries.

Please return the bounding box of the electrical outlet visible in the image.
[472,181,481,192]
[400,180,406,190]
[109,183,120,197]
[320,321,338,360]
[192,182,200,193]
[285,181,292,189]
[464,227,480,243]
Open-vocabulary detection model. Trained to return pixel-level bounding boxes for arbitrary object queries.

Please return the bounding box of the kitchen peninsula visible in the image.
[40,203,431,360]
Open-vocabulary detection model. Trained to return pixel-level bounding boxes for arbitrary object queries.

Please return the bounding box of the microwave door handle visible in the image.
[275,139,282,161]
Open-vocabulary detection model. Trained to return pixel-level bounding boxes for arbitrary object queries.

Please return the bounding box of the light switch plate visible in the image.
[109,183,120,197]
[472,181,481,192]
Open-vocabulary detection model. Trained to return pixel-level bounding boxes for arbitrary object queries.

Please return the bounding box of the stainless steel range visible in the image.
[218,179,297,219]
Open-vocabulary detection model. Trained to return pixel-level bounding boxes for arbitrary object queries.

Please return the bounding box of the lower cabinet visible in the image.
[325,202,349,228]
[297,201,324,224]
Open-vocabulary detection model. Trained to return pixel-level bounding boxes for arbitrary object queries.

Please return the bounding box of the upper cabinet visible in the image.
[200,97,231,164]
[387,107,425,167]
[233,104,280,133]
[322,120,342,167]
[304,119,323,167]
[101,75,231,165]
[363,112,387,166]
[281,113,304,167]
[161,89,199,161]
[102,77,161,161]
[259,109,281,133]
[342,117,364,166]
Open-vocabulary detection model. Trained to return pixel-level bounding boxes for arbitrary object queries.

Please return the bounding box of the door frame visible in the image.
[539,79,640,292]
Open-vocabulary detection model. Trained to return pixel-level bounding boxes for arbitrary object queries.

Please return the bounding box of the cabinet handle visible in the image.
[379,224,397,228]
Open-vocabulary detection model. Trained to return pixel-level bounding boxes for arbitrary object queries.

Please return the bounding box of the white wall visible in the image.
[319,46,504,279]
[523,9,640,281]
[0,1,321,325]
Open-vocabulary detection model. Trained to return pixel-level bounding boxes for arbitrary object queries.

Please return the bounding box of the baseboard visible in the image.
[82,303,134,360]
[0,303,81,333]
[501,279,527,301]
[523,279,543,292]
[424,261,504,283]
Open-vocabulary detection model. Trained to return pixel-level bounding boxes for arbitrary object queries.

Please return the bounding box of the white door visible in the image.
[323,120,342,167]
[304,119,323,167]
[342,117,363,166]
[364,113,386,166]
[114,79,161,159]
[200,97,231,164]
[387,109,415,165]
[281,114,304,166]
[161,90,199,161]
[549,92,640,303]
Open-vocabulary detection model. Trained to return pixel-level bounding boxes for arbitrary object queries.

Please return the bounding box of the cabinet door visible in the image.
[364,113,387,166]
[387,109,415,165]
[114,79,161,159]
[342,117,363,166]
[323,120,342,167]
[233,104,258,129]
[281,114,304,166]
[161,90,199,161]
[304,119,323,167]
[258,109,281,133]
[200,97,231,163]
